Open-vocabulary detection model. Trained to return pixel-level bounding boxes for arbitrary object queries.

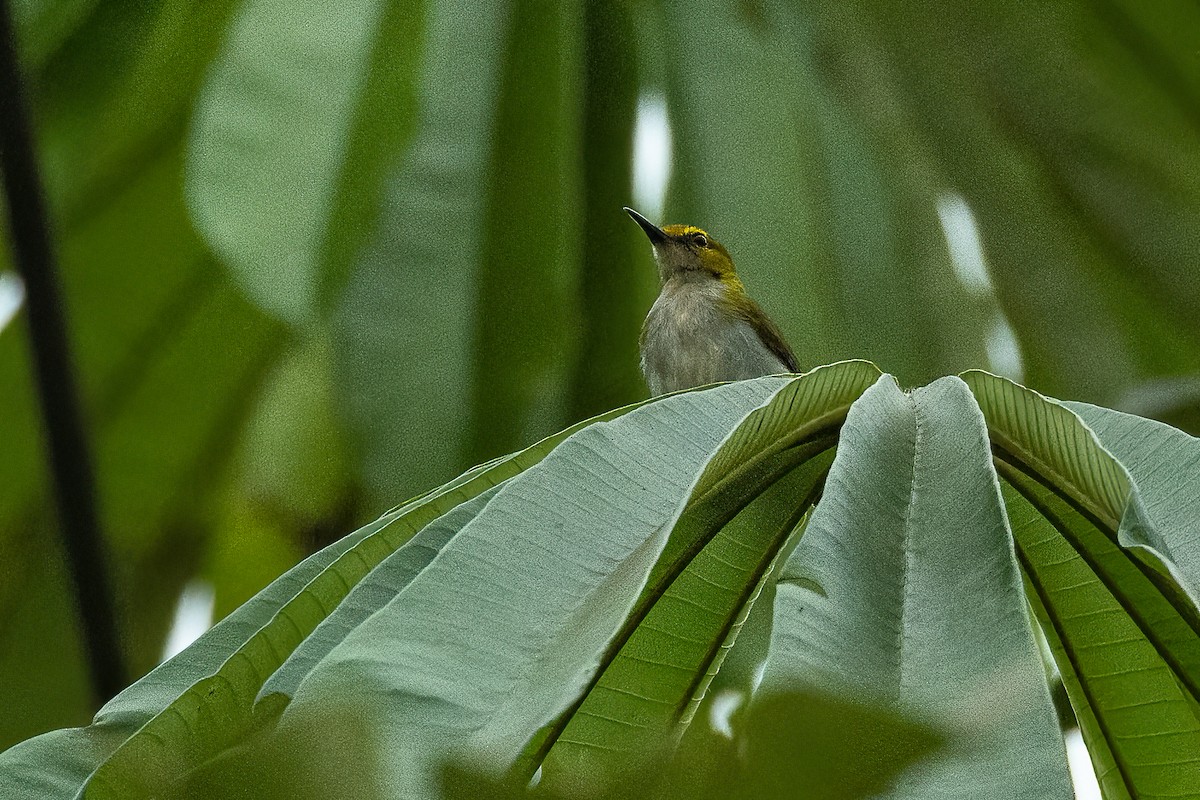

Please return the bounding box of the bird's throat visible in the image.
[639,279,786,395]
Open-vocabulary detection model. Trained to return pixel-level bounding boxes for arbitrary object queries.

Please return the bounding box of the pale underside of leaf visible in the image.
[77,399,648,799]
[761,375,1071,798]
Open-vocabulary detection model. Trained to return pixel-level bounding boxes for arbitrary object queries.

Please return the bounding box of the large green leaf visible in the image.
[0,363,871,799]
[77,396,653,799]
[9,363,1200,798]
[278,378,785,796]
[761,376,1071,797]
[960,373,1200,793]
[331,0,583,508]
[257,486,503,702]
[992,419,1200,707]
[1064,401,1200,586]
[964,372,1200,605]
[278,363,879,798]
[535,360,882,787]
[0,387,663,800]
[185,0,417,324]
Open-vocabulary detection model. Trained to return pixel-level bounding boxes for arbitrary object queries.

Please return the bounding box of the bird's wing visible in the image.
[734,298,800,373]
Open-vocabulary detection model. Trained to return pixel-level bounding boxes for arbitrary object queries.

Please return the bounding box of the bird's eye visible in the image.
[692,233,708,248]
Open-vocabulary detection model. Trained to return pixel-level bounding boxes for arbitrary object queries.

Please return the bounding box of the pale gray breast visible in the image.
[640,281,789,395]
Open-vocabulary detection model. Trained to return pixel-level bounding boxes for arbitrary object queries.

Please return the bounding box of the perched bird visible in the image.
[625,207,799,395]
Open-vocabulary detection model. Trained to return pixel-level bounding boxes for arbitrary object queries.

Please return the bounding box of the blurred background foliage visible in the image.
[160,689,940,799]
[0,0,1196,751]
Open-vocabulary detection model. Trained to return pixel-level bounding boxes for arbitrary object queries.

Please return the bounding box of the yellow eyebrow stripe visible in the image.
[661,224,709,238]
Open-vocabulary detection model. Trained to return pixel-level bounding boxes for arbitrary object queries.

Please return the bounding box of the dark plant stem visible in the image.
[0,0,126,702]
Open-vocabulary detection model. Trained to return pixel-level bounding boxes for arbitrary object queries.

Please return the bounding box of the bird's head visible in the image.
[624,207,739,286]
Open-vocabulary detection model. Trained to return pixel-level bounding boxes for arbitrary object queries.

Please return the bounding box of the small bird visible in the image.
[625,207,798,395]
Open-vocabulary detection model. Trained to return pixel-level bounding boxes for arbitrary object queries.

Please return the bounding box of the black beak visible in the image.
[623,207,668,245]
